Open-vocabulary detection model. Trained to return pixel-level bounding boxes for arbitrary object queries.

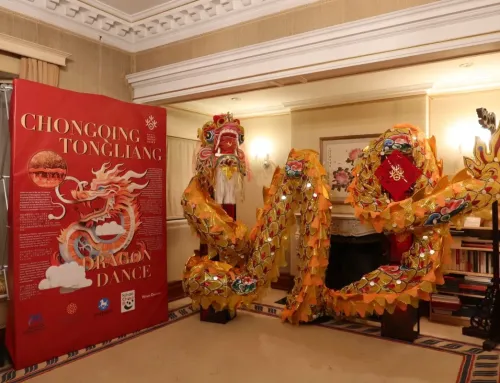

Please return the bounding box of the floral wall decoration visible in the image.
[320,134,379,204]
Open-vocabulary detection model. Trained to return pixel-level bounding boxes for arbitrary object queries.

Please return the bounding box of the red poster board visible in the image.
[6,80,168,369]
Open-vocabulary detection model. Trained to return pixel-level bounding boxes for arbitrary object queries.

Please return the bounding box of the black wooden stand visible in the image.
[381,305,420,342]
[462,200,500,350]
[0,328,6,367]
[200,306,236,324]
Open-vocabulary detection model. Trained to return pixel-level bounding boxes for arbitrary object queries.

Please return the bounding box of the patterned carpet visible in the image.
[0,301,498,382]
[259,301,500,383]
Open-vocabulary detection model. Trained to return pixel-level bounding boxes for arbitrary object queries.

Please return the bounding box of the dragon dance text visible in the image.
[83,251,153,287]
[20,113,163,161]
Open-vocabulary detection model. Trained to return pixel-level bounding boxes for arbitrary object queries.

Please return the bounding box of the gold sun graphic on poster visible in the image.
[28,150,68,188]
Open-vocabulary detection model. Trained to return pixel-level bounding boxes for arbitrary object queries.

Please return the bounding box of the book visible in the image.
[447,249,493,274]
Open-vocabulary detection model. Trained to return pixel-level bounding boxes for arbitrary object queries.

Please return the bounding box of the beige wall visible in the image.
[237,114,292,270]
[0,7,133,101]
[167,220,199,282]
[0,52,19,76]
[166,108,207,282]
[135,0,439,71]
[291,96,428,149]
[237,114,292,226]
[429,90,500,176]
[167,108,209,139]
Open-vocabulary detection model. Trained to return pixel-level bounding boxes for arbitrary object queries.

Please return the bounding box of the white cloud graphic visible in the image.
[96,222,125,236]
[38,262,92,293]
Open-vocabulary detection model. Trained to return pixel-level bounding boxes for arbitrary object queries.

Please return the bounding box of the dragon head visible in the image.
[57,163,148,231]
[195,113,248,202]
[347,124,443,231]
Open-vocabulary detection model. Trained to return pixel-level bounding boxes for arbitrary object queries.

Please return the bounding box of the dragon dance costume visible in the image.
[182,110,500,324]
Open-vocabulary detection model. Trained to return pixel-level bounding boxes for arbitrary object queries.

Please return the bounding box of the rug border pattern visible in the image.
[1,301,498,383]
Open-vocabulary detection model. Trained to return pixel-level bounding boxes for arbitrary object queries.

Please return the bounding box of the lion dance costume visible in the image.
[182,110,500,324]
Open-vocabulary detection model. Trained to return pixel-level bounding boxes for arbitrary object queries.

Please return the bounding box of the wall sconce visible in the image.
[450,120,491,154]
[250,137,272,169]
[448,120,491,173]
[261,154,271,169]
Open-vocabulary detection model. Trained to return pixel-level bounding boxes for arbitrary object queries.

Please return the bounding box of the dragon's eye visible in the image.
[97,186,106,191]
[238,134,244,145]
[205,130,215,143]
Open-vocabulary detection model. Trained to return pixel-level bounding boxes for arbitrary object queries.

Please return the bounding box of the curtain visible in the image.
[19,58,59,87]
[167,136,198,220]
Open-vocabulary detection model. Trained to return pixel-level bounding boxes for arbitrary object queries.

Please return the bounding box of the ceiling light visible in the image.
[459,62,473,68]
[231,97,241,101]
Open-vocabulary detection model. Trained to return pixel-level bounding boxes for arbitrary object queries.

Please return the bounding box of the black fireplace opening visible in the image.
[325,233,389,290]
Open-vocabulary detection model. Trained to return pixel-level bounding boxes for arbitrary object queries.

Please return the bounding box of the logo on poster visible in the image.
[67,303,78,315]
[121,291,135,313]
[142,292,161,299]
[145,115,157,131]
[25,313,45,334]
[98,298,110,311]
[28,314,44,329]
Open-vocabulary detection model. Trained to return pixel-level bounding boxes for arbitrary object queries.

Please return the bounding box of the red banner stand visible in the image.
[6,80,168,369]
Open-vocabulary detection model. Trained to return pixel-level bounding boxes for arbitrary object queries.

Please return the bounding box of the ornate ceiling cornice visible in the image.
[2,0,319,52]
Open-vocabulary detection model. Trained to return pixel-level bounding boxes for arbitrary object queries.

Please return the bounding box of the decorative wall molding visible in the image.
[283,83,433,112]
[0,33,70,66]
[1,0,318,52]
[174,83,433,118]
[166,218,189,228]
[127,0,500,104]
[428,80,500,96]
[0,53,20,75]
[177,103,289,118]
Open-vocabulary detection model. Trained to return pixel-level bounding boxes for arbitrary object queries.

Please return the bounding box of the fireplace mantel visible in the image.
[294,213,376,238]
[290,212,379,276]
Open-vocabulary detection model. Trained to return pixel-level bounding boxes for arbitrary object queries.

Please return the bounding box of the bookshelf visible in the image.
[444,270,492,278]
[429,225,495,327]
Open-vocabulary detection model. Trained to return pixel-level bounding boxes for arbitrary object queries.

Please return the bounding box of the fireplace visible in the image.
[324,214,388,289]
[325,232,388,290]
[292,213,388,289]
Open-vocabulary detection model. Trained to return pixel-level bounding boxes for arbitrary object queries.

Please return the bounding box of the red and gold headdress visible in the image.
[193,113,250,201]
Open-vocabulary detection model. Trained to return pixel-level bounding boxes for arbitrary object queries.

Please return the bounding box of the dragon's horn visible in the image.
[92,162,111,175]
[122,170,148,180]
[107,163,123,176]
[128,181,149,193]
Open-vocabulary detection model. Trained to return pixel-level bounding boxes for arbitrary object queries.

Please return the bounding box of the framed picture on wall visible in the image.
[320,134,379,204]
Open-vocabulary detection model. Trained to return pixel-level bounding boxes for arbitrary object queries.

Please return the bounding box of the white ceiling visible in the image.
[85,0,195,17]
[171,52,500,118]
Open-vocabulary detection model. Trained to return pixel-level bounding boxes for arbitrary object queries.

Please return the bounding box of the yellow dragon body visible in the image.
[182,110,500,324]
